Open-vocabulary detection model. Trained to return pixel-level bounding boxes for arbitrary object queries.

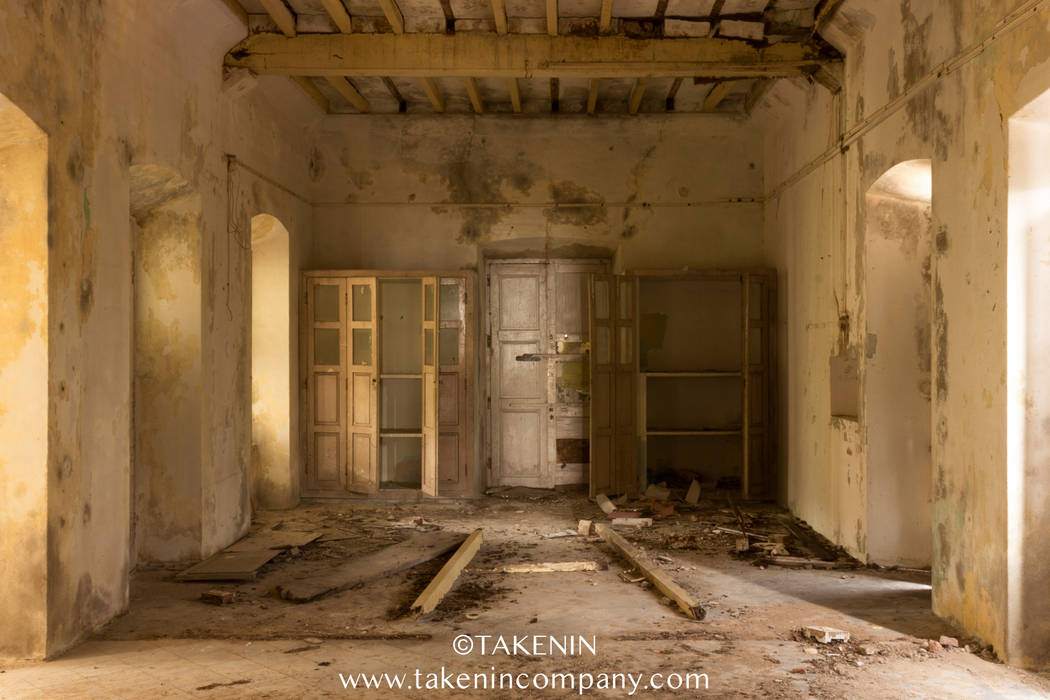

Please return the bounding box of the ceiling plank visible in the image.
[665,77,683,111]
[377,0,406,34]
[258,0,297,36]
[598,0,613,33]
[218,0,248,27]
[225,34,835,80]
[325,76,371,112]
[628,77,648,114]
[381,77,408,112]
[465,77,484,113]
[292,76,329,112]
[506,78,522,112]
[491,0,508,34]
[812,0,846,37]
[744,78,773,114]
[546,0,558,36]
[587,78,599,114]
[702,80,734,111]
[319,0,353,33]
[418,77,447,112]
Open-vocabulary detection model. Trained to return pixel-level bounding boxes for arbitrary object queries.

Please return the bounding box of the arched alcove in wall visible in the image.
[250,214,294,508]
[0,92,48,658]
[1007,90,1050,668]
[864,159,933,568]
[129,164,204,564]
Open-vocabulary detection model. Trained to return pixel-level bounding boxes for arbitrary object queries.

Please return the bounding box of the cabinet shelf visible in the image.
[646,429,742,436]
[379,431,423,438]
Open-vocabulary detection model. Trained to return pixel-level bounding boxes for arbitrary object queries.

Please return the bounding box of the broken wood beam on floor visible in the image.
[609,517,653,528]
[764,555,856,570]
[410,529,483,616]
[596,493,616,514]
[276,532,466,602]
[490,561,605,573]
[176,549,282,582]
[593,523,705,620]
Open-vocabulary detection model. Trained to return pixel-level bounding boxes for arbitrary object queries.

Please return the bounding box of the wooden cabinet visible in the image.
[588,270,776,499]
[300,270,475,498]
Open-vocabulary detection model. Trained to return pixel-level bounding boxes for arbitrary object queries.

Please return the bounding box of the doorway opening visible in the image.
[0,92,48,658]
[863,159,933,568]
[1007,90,1050,667]
[250,214,293,508]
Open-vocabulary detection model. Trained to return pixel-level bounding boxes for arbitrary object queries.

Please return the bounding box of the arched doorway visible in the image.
[250,214,294,508]
[864,159,933,567]
[0,92,48,658]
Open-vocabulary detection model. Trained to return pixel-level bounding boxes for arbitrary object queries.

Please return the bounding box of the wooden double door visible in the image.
[301,271,474,497]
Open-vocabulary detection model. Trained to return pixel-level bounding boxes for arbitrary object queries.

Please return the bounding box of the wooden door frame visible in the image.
[300,269,476,499]
[481,257,611,491]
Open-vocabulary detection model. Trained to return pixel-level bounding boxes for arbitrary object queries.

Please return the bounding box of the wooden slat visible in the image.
[464,77,484,113]
[594,524,705,619]
[410,529,483,615]
[325,76,370,112]
[628,77,648,114]
[382,76,408,112]
[292,76,330,112]
[176,549,280,582]
[218,0,248,27]
[492,0,508,34]
[703,80,734,111]
[378,0,405,34]
[665,76,683,111]
[259,0,296,36]
[418,77,447,112]
[599,0,613,33]
[587,78,600,114]
[745,78,773,114]
[507,78,522,112]
[546,0,558,36]
[320,0,353,33]
[225,33,833,79]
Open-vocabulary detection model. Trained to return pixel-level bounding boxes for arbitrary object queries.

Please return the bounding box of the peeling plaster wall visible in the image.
[761,0,1050,667]
[309,115,765,272]
[0,0,316,658]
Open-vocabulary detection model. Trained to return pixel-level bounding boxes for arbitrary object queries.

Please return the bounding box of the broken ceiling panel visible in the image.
[664,18,711,36]
[664,0,717,16]
[720,0,769,14]
[718,18,764,40]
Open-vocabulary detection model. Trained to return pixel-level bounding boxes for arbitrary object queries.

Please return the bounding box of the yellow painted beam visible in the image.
[258,0,296,36]
[320,0,353,33]
[292,76,330,112]
[745,78,773,114]
[378,0,405,34]
[418,77,446,112]
[506,78,522,112]
[587,78,599,114]
[703,80,735,111]
[324,76,370,112]
[628,77,648,114]
[491,0,508,34]
[599,0,613,33]
[464,77,484,114]
[546,0,558,36]
[225,33,834,80]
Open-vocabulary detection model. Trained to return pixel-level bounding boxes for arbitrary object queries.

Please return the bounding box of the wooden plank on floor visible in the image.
[594,523,705,619]
[176,549,281,582]
[225,530,323,552]
[276,532,466,603]
[410,529,483,615]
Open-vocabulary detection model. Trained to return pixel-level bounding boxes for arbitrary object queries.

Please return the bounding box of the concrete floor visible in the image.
[2,491,1049,698]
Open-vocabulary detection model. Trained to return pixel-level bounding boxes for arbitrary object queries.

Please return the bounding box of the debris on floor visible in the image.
[176,548,282,582]
[803,625,851,644]
[410,529,483,616]
[200,589,235,605]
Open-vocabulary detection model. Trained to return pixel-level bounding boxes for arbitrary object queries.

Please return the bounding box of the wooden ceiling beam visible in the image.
[377,0,406,34]
[320,0,353,33]
[325,76,371,112]
[258,0,297,37]
[506,78,522,112]
[464,77,484,113]
[587,78,599,115]
[744,78,773,114]
[546,0,559,36]
[381,77,408,112]
[665,76,683,111]
[702,80,734,111]
[418,77,447,112]
[628,77,648,114]
[225,33,835,80]
[599,0,613,33]
[292,77,329,112]
[491,0,508,34]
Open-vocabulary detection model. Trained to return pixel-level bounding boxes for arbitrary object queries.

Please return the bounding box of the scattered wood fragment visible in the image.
[541,529,578,539]
[765,556,855,570]
[497,561,605,573]
[596,494,616,514]
[609,518,653,528]
[650,500,675,517]
[645,484,671,500]
[685,480,701,504]
[410,529,483,616]
[594,523,705,620]
[176,549,281,582]
[803,625,850,644]
[200,589,235,605]
[577,519,593,536]
[275,532,466,602]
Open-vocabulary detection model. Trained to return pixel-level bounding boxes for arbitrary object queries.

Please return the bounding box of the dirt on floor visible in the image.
[88,488,1050,698]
